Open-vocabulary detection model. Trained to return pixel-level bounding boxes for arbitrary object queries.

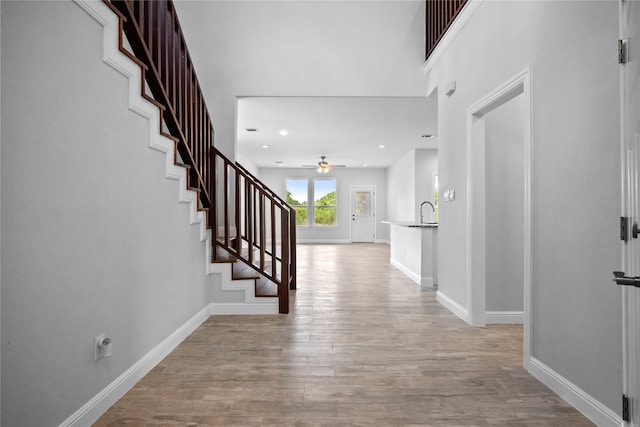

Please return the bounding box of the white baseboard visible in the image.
[436,290,469,323]
[485,311,524,324]
[390,258,420,284]
[375,239,390,244]
[60,305,212,427]
[390,258,436,289]
[210,302,278,315]
[527,356,622,427]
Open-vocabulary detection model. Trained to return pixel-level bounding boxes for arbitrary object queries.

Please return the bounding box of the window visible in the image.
[286,179,308,226]
[285,178,337,227]
[313,179,336,227]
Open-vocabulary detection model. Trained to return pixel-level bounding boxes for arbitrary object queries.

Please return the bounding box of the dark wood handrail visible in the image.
[106,0,213,210]
[426,0,468,60]
[212,148,297,309]
[104,0,295,313]
[235,162,289,208]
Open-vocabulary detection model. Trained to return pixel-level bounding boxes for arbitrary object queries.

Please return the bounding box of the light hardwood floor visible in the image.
[94,243,593,426]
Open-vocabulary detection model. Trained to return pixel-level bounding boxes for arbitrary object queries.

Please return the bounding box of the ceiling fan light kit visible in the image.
[302,156,346,174]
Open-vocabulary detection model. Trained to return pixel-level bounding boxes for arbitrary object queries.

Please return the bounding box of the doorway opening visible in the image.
[466,68,532,363]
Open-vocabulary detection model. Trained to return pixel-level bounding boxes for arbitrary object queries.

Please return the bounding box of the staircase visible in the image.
[104,0,296,313]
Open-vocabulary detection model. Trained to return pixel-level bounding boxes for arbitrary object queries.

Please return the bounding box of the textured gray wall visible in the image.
[428,0,621,413]
[1,2,212,425]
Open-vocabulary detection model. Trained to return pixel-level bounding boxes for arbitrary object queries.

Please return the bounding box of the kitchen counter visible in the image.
[381,221,438,228]
[382,221,438,288]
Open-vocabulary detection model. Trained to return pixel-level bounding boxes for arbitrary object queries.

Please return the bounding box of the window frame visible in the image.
[285,177,338,228]
[285,178,310,227]
[312,178,337,228]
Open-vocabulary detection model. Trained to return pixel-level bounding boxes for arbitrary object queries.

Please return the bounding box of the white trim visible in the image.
[209,262,279,309]
[59,305,212,427]
[619,2,639,425]
[527,357,622,427]
[76,0,271,308]
[466,68,533,372]
[375,239,390,244]
[423,0,484,76]
[436,291,468,323]
[75,0,209,243]
[390,258,435,288]
[485,311,523,324]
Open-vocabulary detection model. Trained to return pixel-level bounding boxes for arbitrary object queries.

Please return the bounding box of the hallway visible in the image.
[94,244,593,426]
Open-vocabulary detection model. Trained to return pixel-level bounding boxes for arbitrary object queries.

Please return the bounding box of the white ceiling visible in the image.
[237,95,438,170]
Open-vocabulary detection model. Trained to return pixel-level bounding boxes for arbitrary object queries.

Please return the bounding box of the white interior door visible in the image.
[351,186,375,243]
[620,0,640,424]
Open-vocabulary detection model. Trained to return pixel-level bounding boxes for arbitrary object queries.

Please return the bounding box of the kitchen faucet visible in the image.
[420,201,435,224]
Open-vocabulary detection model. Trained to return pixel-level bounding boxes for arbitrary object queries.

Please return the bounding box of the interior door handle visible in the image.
[613,271,640,287]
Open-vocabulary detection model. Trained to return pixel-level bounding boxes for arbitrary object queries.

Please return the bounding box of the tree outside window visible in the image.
[285,178,337,227]
[286,179,308,226]
[314,179,336,227]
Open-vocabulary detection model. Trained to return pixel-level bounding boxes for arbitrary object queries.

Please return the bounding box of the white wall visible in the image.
[387,150,416,222]
[485,95,524,312]
[1,2,212,425]
[259,167,388,243]
[387,149,438,223]
[174,1,427,159]
[426,0,621,414]
[415,149,438,223]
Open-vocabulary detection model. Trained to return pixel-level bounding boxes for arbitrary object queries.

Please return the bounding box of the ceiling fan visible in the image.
[302,156,346,174]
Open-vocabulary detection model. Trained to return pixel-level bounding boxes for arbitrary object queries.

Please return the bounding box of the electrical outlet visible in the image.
[94,333,113,361]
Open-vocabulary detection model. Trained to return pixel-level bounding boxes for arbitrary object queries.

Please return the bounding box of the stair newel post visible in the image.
[289,208,297,290]
[279,210,291,314]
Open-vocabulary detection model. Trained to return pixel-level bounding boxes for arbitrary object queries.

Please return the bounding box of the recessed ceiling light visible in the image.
[279,129,289,136]
[246,128,258,132]
[261,145,269,149]
[379,145,386,149]
[363,163,368,167]
[276,161,283,166]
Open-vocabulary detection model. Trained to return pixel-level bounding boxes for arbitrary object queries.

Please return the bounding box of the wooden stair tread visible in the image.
[212,246,236,263]
[213,243,283,301]
[232,261,260,280]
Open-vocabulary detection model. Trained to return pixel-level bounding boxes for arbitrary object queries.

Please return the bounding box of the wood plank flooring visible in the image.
[94,243,593,426]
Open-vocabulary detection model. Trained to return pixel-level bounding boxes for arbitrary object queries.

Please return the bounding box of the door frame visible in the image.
[350,185,376,243]
[466,67,533,363]
[620,0,639,424]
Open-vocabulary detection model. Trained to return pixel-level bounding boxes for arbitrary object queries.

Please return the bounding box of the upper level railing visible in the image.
[426,0,468,60]
[105,0,295,313]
